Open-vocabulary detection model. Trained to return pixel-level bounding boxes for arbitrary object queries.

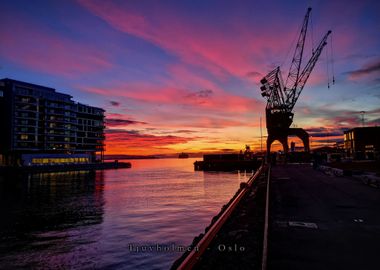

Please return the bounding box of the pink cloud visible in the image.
[77,0,286,80]
[346,58,380,81]
[106,118,147,127]
[77,0,347,96]
[194,117,257,129]
[81,81,263,114]
[0,14,113,77]
[105,129,194,154]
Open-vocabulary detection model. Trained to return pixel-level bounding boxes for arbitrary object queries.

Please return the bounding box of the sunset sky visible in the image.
[1,0,379,155]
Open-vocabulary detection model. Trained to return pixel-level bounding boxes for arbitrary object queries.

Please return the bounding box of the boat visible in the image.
[178,152,189,159]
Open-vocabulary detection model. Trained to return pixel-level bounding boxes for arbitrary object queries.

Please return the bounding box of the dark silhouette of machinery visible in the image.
[259,8,331,154]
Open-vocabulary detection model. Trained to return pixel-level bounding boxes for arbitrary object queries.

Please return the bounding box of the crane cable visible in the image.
[330,34,335,85]
[325,34,335,89]
[326,47,330,88]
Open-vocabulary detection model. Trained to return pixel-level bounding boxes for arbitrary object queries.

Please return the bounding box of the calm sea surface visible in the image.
[0,158,252,269]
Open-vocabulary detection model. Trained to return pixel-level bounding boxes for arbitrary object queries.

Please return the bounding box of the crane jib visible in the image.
[259,8,331,113]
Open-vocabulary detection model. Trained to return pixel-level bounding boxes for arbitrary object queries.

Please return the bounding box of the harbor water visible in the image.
[0,158,252,269]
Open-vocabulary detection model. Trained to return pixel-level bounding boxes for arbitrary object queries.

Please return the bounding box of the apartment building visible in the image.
[0,78,105,166]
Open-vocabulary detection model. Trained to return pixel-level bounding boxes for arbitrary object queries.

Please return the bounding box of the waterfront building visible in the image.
[344,127,380,160]
[0,78,105,166]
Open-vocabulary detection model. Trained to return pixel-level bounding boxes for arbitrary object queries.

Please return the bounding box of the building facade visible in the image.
[0,78,105,166]
[344,127,380,160]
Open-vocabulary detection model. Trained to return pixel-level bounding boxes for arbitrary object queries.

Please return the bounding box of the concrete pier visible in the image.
[177,163,380,269]
[269,164,380,270]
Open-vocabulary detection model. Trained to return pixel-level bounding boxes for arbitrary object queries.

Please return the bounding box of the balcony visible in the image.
[46,125,78,131]
[45,102,68,109]
[13,141,39,150]
[15,105,38,112]
[14,113,38,120]
[14,130,37,135]
[14,121,37,127]
[14,95,35,102]
[46,118,77,124]
[45,131,76,137]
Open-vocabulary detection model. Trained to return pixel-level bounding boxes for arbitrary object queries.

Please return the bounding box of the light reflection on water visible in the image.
[0,158,252,269]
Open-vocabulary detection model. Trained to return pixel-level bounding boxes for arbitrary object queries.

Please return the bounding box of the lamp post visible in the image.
[360,111,365,127]
[310,135,312,150]
[260,116,263,153]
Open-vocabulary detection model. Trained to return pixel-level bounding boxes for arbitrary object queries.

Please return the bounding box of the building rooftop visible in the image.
[344,126,380,133]
[1,78,63,94]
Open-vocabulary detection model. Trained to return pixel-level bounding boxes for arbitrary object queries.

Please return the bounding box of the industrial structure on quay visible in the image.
[259,7,330,155]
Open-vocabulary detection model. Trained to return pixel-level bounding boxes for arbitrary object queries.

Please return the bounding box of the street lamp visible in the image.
[360,111,365,127]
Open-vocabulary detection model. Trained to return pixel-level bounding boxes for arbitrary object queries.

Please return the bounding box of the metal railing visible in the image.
[261,164,271,270]
[176,164,267,270]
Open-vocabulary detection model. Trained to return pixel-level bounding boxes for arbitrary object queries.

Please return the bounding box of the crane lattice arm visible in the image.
[286,30,332,111]
[285,7,311,91]
[260,67,286,110]
[257,7,332,155]
[259,7,331,114]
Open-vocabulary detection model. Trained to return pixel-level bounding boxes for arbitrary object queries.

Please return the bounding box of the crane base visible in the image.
[267,128,310,154]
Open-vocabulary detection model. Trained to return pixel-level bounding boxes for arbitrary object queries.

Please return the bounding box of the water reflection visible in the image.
[0,170,104,269]
[0,159,248,269]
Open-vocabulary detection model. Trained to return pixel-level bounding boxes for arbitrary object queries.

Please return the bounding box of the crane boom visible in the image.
[285,7,312,91]
[286,30,332,111]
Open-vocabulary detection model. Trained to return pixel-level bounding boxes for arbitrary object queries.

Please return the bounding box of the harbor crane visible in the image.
[259,7,331,154]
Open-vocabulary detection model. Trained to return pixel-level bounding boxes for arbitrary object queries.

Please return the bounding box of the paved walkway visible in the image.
[268,164,380,270]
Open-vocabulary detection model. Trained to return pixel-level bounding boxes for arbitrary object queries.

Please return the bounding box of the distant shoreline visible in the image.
[104,155,160,160]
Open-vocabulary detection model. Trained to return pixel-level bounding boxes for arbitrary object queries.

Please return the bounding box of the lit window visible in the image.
[0,90,3,97]
[20,134,28,140]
